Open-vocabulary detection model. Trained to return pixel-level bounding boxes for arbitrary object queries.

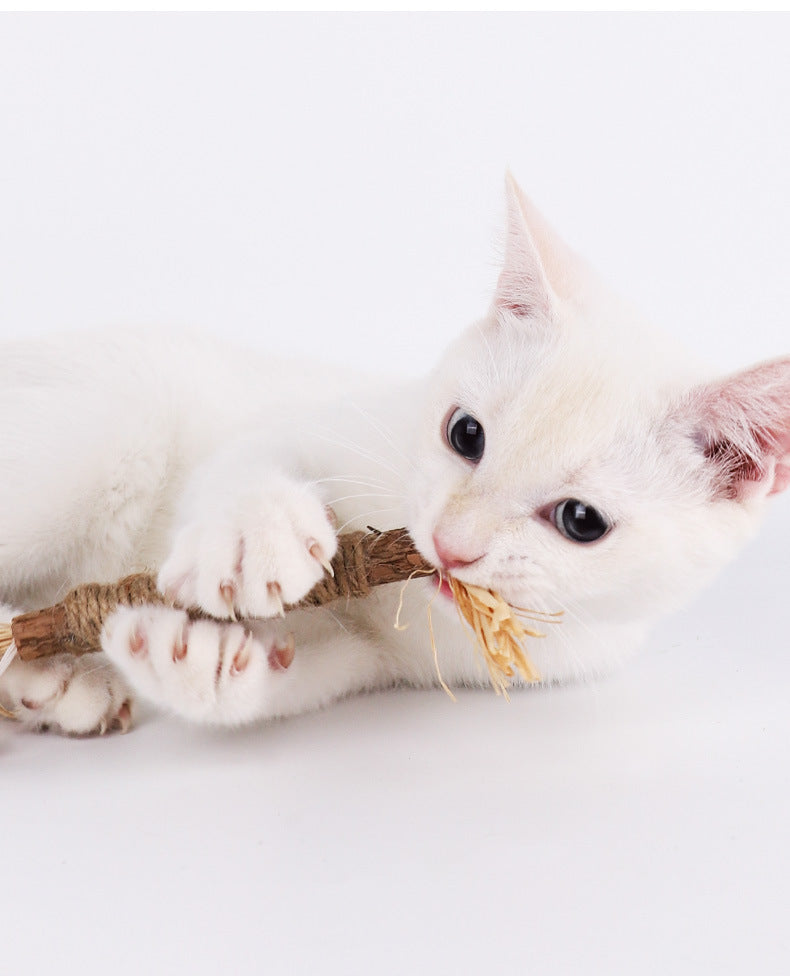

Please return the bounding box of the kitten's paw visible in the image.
[1,653,133,736]
[158,477,337,620]
[102,605,294,725]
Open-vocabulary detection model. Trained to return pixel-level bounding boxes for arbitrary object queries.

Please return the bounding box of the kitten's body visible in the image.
[1,177,788,734]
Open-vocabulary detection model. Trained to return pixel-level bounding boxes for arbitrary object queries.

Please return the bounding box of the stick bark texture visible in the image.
[10,528,434,662]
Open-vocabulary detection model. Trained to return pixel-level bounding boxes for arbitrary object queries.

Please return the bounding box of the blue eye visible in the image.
[553,499,609,543]
[446,408,485,462]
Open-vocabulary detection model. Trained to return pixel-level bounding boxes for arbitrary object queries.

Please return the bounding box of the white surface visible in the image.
[1,14,788,975]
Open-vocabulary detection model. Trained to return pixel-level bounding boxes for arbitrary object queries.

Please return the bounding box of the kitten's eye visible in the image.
[446,408,485,462]
[553,499,610,543]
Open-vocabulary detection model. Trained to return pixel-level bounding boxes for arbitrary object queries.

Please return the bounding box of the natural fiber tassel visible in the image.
[448,578,548,696]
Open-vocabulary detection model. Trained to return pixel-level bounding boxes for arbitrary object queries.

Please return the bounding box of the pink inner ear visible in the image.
[770,462,790,495]
[701,437,765,498]
[768,435,790,495]
[495,270,548,319]
[494,177,553,321]
[761,426,790,496]
[689,358,790,500]
[498,299,537,318]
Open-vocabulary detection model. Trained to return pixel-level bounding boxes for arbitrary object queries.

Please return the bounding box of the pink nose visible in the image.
[432,532,484,572]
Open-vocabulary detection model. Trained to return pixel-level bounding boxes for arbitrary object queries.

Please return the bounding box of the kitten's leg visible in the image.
[120,440,396,723]
[157,469,338,620]
[0,602,133,734]
[102,605,384,725]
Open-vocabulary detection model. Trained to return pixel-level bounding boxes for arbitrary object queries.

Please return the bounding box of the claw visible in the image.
[112,700,133,734]
[163,573,191,607]
[268,633,295,672]
[219,581,238,621]
[172,623,189,662]
[230,633,253,676]
[267,581,286,618]
[308,538,334,577]
[129,626,148,658]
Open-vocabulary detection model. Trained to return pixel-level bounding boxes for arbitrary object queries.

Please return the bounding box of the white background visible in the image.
[1,14,789,975]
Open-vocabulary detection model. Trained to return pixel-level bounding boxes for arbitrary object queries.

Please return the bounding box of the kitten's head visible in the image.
[408,175,790,681]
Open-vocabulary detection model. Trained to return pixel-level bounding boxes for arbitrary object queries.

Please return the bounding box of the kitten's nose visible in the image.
[432,532,485,572]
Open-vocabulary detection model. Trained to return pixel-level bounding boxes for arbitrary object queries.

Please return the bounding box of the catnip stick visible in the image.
[5,528,434,662]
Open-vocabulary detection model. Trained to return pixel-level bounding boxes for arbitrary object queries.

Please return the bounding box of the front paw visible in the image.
[158,476,337,620]
[102,605,294,724]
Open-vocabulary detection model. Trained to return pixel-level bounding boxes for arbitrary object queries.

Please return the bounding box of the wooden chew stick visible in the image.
[9,528,434,662]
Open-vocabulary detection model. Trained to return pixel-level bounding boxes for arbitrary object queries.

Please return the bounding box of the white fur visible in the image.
[1,176,787,734]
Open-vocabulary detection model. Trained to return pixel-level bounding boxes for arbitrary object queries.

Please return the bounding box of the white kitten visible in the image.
[1,175,788,734]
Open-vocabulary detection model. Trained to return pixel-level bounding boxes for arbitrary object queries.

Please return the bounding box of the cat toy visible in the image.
[0,528,547,717]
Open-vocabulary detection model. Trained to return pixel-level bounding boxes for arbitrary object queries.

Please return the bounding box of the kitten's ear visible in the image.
[681,358,790,500]
[495,173,594,320]
[494,174,555,320]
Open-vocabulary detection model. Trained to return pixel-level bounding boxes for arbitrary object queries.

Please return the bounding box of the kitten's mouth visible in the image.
[437,577,455,602]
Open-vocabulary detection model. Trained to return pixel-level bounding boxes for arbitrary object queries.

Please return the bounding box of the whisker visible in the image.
[308,429,407,483]
[325,491,401,508]
[315,605,351,635]
[71,660,114,680]
[346,400,419,475]
[313,475,394,491]
[335,506,400,535]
